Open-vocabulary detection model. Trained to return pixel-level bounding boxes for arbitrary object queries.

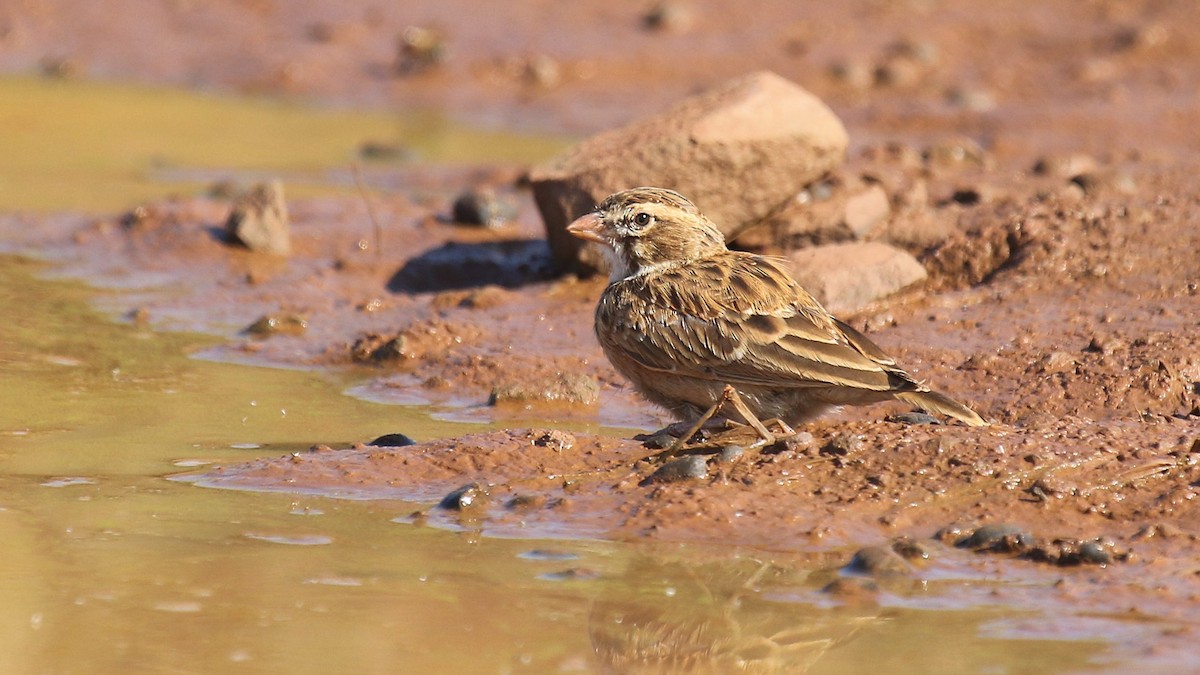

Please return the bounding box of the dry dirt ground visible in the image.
[3,0,1200,662]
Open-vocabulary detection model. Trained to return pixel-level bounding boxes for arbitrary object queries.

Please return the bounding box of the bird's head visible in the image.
[566,187,728,281]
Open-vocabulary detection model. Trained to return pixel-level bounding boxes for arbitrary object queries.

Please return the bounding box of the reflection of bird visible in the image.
[588,556,873,673]
[567,187,987,446]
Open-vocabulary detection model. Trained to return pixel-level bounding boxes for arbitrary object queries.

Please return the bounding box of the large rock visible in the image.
[531,71,848,272]
[734,174,893,250]
[787,242,927,314]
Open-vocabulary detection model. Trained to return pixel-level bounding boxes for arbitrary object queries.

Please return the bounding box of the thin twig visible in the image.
[351,162,384,257]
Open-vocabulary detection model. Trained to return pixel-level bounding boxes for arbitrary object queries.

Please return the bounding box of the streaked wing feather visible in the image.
[600,254,905,392]
[833,317,898,366]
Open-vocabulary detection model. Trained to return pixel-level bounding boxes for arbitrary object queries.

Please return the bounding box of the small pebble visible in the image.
[438,483,488,510]
[396,26,446,74]
[950,188,984,206]
[243,314,307,337]
[891,537,932,561]
[821,577,879,604]
[643,1,695,33]
[452,187,517,227]
[640,456,708,486]
[523,54,562,88]
[946,86,997,112]
[845,545,912,577]
[959,523,1033,552]
[717,445,745,463]
[127,307,151,328]
[40,56,83,79]
[820,434,863,457]
[1070,173,1100,195]
[1076,541,1113,565]
[640,432,677,450]
[1132,523,1184,539]
[532,430,575,450]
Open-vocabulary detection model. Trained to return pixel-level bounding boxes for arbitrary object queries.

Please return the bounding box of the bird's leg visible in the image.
[721,386,777,447]
[642,386,783,463]
[644,387,738,462]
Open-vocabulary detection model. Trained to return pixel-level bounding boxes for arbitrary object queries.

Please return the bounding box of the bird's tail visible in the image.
[894,390,989,427]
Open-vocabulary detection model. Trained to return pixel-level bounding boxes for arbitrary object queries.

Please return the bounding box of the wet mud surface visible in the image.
[4,0,1200,664]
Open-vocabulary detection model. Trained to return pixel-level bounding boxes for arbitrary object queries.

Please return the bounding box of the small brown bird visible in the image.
[567,187,987,445]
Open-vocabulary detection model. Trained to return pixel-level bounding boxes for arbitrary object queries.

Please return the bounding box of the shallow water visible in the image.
[0,76,570,213]
[0,234,1131,674]
[0,78,1143,673]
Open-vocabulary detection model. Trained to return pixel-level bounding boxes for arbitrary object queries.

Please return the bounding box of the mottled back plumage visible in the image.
[568,187,987,427]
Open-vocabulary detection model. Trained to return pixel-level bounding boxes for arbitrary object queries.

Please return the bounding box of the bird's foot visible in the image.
[722,417,797,449]
[638,385,786,463]
[639,388,739,463]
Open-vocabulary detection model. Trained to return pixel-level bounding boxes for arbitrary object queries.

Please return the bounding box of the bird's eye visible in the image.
[632,212,652,228]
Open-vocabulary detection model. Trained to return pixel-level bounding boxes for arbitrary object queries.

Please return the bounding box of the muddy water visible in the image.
[0,256,1120,673]
[0,76,570,213]
[0,78,1133,672]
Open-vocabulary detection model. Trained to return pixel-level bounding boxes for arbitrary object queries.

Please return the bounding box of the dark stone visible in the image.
[717,445,745,463]
[1076,540,1113,565]
[958,523,1034,552]
[640,456,708,486]
[639,432,677,450]
[438,482,488,510]
[451,188,518,228]
[950,188,982,205]
[845,545,912,577]
[388,240,554,293]
[367,433,417,447]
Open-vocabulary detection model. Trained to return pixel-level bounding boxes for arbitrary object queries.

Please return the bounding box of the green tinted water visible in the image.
[0,75,570,213]
[0,78,1119,673]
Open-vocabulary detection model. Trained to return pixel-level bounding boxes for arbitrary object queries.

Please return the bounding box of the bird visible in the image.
[566,187,987,451]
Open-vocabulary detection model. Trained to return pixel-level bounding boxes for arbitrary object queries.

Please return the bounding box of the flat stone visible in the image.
[531,71,848,273]
[787,241,927,313]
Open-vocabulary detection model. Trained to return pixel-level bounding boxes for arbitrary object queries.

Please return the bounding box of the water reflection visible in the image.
[588,554,874,674]
[0,255,1120,673]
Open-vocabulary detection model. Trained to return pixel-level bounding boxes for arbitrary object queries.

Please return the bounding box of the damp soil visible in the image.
[4,0,1200,669]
